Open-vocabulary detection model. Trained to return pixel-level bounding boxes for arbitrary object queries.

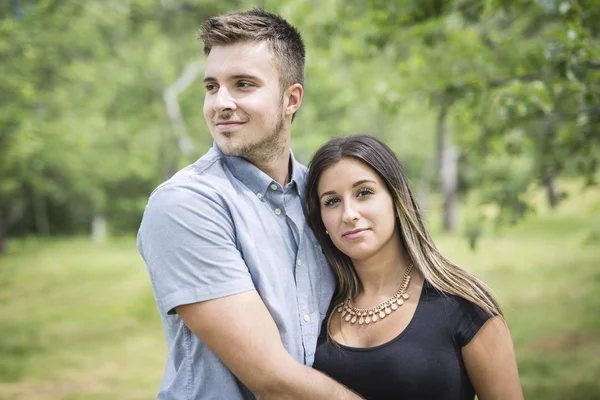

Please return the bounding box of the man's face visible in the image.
[203,41,287,163]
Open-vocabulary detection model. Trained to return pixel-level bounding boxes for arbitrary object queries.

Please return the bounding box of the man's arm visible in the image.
[141,183,359,398]
[177,290,362,400]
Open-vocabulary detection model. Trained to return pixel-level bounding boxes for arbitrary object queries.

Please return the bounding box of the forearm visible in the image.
[254,357,362,400]
[177,292,362,399]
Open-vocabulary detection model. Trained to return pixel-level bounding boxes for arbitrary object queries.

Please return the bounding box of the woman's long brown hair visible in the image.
[305,135,502,337]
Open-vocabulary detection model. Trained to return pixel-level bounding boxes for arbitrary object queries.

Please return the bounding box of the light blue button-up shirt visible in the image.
[137,143,335,399]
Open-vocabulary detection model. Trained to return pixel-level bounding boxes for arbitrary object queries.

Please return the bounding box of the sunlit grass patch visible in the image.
[0,182,598,399]
[0,238,164,398]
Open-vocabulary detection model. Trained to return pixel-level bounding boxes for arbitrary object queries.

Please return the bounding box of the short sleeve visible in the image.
[447,296,494,347]
[137,181,255,316]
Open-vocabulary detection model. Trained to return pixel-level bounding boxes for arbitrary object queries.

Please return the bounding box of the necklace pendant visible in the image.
[341,263,414,325]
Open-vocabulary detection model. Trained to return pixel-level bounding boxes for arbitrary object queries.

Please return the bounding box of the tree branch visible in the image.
[588,61,600,70]
[163,60,205,158]
[443,73,540,99]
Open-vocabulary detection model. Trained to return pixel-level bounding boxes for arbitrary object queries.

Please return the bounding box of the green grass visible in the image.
[0,183,599,399]
[0,238,164,399]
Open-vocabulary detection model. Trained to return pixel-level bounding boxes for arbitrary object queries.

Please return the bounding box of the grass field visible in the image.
[0,183,599,399]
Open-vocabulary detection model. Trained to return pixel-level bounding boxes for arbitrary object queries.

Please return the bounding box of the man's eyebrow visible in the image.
[203,74,261,83]
[231,74,260,81]
[319,179,377,200]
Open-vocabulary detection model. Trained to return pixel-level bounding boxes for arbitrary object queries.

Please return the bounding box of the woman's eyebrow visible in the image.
[319,179,377,199]
[352,179,376,188]
[319,190,336,200]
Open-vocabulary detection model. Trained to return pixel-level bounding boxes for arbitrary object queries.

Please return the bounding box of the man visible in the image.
[137,9,361,400]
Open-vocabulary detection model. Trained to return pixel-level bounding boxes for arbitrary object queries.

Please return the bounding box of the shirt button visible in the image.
[256,193,263,199]
[270,184,277,190]
[274,208,281,215]
[296,259,302,266]
[304,314,310,322]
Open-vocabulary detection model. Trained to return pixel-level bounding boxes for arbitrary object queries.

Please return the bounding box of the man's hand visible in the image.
[176,290,362,399]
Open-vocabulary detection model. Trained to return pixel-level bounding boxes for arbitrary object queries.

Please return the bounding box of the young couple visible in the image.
[137,9,524,400]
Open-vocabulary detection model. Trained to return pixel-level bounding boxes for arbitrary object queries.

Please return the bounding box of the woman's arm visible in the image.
[462,316,524,400]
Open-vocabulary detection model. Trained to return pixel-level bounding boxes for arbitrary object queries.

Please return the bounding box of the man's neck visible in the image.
[252,147,291,187]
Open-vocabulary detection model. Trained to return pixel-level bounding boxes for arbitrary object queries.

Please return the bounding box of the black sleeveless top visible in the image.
[312,282,492,400]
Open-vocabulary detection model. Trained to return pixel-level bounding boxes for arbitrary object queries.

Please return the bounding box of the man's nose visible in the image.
[213,87,236,113]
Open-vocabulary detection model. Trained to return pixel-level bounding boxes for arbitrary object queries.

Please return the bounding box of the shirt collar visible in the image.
[215,142,304,197]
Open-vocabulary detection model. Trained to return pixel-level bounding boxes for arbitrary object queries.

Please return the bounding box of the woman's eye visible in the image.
[324,197,340,207]
[357,188,374,198]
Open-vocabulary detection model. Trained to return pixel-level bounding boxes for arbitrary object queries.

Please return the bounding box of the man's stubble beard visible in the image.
[222,100,287,165]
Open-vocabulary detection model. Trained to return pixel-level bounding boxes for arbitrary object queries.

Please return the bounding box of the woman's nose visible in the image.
[342,202,360,223]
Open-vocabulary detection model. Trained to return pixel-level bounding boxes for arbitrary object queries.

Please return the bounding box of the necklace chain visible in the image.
[336,263,413,325]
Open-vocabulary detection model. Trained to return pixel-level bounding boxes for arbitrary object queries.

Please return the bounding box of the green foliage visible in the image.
[336,0,599,227]
[1,0,598,243]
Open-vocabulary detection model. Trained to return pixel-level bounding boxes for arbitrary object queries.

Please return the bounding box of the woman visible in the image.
[306,135,523,400]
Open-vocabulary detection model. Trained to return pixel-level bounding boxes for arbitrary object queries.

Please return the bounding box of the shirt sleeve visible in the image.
[137,180,256,316]
[448,296,495,347]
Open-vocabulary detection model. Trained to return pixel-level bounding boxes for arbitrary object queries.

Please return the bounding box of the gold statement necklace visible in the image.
[336,263,413,325]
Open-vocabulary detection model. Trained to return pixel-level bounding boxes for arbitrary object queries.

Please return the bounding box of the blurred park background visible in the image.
[1,0,599,399]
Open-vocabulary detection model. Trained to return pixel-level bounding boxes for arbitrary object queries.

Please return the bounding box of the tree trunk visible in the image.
[437,100,459,232]
[0,219,5,255]
[91,214,107,243]
[163,60,204,160]
[544,173,558,208]
[32,191,50,236]
[541,120,559,209]
[417,157,436,217]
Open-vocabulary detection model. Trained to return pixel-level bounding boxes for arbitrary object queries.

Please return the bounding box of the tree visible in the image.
[333,0,599,233]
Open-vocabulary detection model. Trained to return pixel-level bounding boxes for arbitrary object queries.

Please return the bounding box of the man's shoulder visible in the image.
[149,147,227,203]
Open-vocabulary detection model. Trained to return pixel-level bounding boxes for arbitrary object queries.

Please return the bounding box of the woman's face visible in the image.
[317,157,398,262]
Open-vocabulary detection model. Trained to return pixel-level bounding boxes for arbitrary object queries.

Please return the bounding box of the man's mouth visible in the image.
[215,121,246,131]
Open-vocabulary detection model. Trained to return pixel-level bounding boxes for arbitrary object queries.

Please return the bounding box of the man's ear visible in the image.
[284,83,303,117]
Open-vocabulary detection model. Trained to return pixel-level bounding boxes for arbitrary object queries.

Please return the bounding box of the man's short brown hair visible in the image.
[198,9,305,90]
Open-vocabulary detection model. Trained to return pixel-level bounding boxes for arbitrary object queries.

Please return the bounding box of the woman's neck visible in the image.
[351,237,411,300]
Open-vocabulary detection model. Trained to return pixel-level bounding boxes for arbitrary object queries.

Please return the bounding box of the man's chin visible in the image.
[214,138,244,157]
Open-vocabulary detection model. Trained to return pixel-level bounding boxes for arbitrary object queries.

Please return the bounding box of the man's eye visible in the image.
[238,81,254,88]
[205,84,218,92]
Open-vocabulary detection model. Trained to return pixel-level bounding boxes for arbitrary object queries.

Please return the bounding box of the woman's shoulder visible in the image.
[422,280,496,346]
